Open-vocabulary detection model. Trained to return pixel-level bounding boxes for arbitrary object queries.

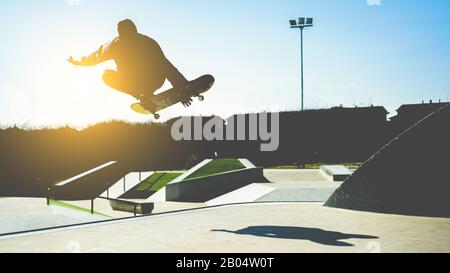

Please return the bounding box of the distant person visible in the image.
[68,19,193,107]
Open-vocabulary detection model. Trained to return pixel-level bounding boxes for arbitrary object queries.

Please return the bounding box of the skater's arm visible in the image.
[68,40,116,66]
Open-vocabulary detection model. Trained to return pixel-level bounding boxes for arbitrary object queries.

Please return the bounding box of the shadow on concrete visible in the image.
[212,226,378,247]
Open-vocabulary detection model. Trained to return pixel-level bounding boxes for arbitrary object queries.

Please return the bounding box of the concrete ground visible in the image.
[0,197,208,236]
[0,198,107,235]
[2,169,448,253]
[69,199,205,215]
[1,202,449,253]
[251,169,342,203]
[0,169,371,239]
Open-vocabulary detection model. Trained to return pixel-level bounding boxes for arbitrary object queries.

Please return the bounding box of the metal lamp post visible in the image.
[290,17,314,111]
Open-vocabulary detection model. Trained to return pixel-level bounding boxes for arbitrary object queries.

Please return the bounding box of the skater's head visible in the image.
[118,19,138,38]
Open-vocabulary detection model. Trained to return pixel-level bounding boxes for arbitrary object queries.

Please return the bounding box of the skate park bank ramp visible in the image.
[325,104,450,217]
[165,159,270,202]
[50,161,128,201]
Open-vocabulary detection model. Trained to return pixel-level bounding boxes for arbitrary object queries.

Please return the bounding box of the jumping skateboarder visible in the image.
[68,19,194,107]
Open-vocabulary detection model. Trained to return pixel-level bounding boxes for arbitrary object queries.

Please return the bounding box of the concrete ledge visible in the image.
[109,199,154,215]
[166,168,268,202]
[320,165,353,182]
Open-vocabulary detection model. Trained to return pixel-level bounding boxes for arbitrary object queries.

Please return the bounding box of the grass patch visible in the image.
[49,199,111,218]
[185,159,246,180]
[136,172,183,192]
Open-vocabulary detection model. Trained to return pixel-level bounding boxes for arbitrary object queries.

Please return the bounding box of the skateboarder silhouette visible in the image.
[68,19,197,108]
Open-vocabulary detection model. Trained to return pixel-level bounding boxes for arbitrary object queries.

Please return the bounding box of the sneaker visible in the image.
[140,92,155,104]
[139,93,157,112]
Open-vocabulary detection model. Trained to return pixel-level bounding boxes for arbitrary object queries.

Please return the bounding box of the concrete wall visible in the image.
[166,168,268,202]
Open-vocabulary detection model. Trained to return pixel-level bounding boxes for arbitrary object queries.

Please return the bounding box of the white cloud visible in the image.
[66,0,81,6]
[367,0,382,6]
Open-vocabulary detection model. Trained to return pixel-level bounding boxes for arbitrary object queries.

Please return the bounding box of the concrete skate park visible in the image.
[1,104,449,253]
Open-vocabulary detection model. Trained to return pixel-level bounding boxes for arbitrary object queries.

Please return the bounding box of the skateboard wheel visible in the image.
[198,95,205,102]
[154,113,161,120]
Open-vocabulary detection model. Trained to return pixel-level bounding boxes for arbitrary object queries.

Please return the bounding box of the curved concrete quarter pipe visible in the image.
[325,104,450,217]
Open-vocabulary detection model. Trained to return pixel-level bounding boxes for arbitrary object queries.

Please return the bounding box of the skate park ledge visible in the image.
[320,165,353,182]
[109,199,154,215]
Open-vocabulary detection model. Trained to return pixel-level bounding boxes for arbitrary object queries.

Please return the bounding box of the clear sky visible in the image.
[0,0,449,128]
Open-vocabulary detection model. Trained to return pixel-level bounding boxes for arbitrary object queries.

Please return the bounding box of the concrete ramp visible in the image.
[206,184,274,206]
[257,183,340,203]
[166,168,268,202]
[99,171,154,199]
[206,180,341,206]
[51,161,128,201]
[264,169,327,182]
[326,104,450,217]
[165,159,269,203]
[169,160,212,184]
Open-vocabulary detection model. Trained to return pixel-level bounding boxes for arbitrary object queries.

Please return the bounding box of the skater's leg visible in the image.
[164,59,189,88]
[102,70,144,99]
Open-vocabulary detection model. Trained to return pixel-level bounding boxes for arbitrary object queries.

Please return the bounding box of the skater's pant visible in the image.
[102,70,163,99]
[102,60,188,100]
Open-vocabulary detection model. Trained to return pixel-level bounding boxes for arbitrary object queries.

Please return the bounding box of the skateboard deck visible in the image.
[131,74,215,119]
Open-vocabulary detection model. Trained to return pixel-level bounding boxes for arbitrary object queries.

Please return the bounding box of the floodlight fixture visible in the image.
[289,17,315,111]
[298,17,305,25]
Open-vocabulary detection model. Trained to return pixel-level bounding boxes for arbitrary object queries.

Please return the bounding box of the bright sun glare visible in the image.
[30,32,144,128]
[18,28,187,129]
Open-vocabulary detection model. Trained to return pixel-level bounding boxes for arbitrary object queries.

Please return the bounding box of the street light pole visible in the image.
[300,27,304,111]
[290,18,314,111]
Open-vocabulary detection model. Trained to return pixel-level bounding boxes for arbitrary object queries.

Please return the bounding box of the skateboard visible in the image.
[131,74,215,120]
